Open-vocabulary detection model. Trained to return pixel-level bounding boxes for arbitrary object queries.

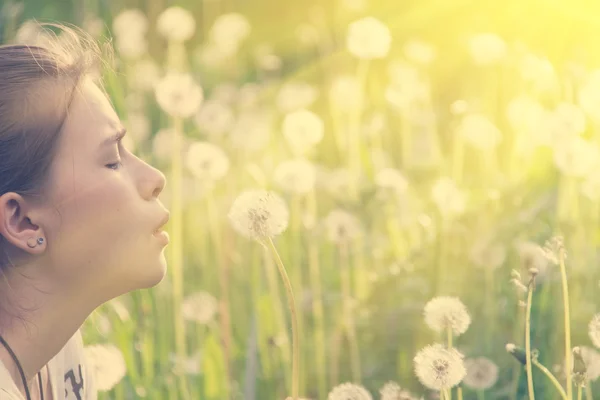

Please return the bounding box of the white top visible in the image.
[0,329,96,399]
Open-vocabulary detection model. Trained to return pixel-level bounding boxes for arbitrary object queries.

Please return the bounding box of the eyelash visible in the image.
[106,140,125,170]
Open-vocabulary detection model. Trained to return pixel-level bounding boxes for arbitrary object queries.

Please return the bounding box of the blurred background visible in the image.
[3,0,600,399]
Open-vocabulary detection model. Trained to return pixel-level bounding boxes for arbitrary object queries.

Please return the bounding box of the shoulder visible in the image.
[58,328,98,400]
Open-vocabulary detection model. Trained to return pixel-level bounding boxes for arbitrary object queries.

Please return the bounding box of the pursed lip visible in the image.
[153,212,170,233]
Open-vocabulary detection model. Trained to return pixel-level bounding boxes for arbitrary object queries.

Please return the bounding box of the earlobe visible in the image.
[0,193,46,254]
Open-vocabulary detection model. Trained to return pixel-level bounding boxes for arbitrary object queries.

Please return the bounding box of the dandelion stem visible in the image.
[447,327,453,400]
[525,282,535,400]
[579,386,583,400]
[558,247,573,400]
[476,389,484,400]
[532,358,568,400]
[339,242,362,383]
[265,237,300,400]
[457,387,464,400]
[586,383,593,400]
[306,191,327,399]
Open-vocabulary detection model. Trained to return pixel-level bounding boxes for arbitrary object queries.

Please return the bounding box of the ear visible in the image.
[0,192,46,254]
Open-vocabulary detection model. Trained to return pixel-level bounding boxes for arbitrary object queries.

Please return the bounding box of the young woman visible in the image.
[0,22,170,399]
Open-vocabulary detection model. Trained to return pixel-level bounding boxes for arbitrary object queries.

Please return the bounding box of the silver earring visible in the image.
[27,237,44,248]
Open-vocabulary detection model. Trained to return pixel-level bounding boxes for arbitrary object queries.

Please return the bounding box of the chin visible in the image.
[136,254,169,290]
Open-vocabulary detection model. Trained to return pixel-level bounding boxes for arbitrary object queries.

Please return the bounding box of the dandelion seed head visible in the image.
[322,209,363,244]
[515,241,549,280]
[329,75,364,111]
[414,343,466,390]
[542,236,566,265]
[130,59,160,91]
[229,110,272,152]
[83,344,127,391]
[423,296,471,336]
[273,158,316,194]
[228,190,289,239]
[589,314,600,349]
[506,95,545,138]
[154,72,203,118]
[375,167,409,196]
[282,109,324,155]
[463,357,499,390]
[468,33,506,65]
[404,39,436,65]
[431,178,467,218]
[157,6,196,42]
[112,8,148,37]
[553,137,599,178]
[181,291,218,324]
[327,382,373,400]
[469,236,506,270]
[346,16,391,60]
[115,34,148,59]
[379,381,417,400]
[276,82,319,113]
[579,70,600,122]
[194,100,235,138]
[457,114,502,150]
[185,141,230,182]
[209,13,251,49]
[577,346,600,382]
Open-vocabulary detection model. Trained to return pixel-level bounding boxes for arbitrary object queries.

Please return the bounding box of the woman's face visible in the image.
[35,77,169,301]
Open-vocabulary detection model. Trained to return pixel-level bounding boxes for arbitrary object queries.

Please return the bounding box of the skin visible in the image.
[0,77,169,398]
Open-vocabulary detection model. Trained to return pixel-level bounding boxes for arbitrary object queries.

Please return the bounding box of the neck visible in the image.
[0,266,98,397]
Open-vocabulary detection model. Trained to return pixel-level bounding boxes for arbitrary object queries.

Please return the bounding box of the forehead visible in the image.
[59,78,121,150]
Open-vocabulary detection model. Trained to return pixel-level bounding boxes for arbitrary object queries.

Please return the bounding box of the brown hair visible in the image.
[0,21,113,320]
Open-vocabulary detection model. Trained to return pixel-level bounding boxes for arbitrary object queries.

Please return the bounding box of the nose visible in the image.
[140,161,167,200]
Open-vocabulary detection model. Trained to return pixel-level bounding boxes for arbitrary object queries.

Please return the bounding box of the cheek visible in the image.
[48,175,142,281]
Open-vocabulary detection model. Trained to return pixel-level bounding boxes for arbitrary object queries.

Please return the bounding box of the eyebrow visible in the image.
[101,128,127,147]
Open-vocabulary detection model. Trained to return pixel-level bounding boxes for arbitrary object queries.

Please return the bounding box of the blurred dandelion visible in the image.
[374,167,409,197]
[553,136,599,178]
[431,178,467,219]
[578,70,600,122]
[185,141,230,182]
[276,82,319,113]
[154,72,203,118]
[457,114,502,151]
[329,75,364,112]
[322,209,363,244]
[83,344,127,392]
[467,33,506,65]
[346,16,392,60]
[327,382,372,400]
[282,109,325,155]
[423,296,471,337]
[112,8,148,37]
[129,59,161,91]
[181,291,218,324]
[273,158,317,195]
[157,6,196,42]
[379,381,418,400]
[463,357,499,390]
[168,350,202,376]
[404,38,436,65]
[229,110,272,152]
[589,314,600,349]
[208,12,251,52]
[193,100,234,138]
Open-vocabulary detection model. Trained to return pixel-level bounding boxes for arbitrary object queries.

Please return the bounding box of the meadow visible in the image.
[2,0,600,399]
